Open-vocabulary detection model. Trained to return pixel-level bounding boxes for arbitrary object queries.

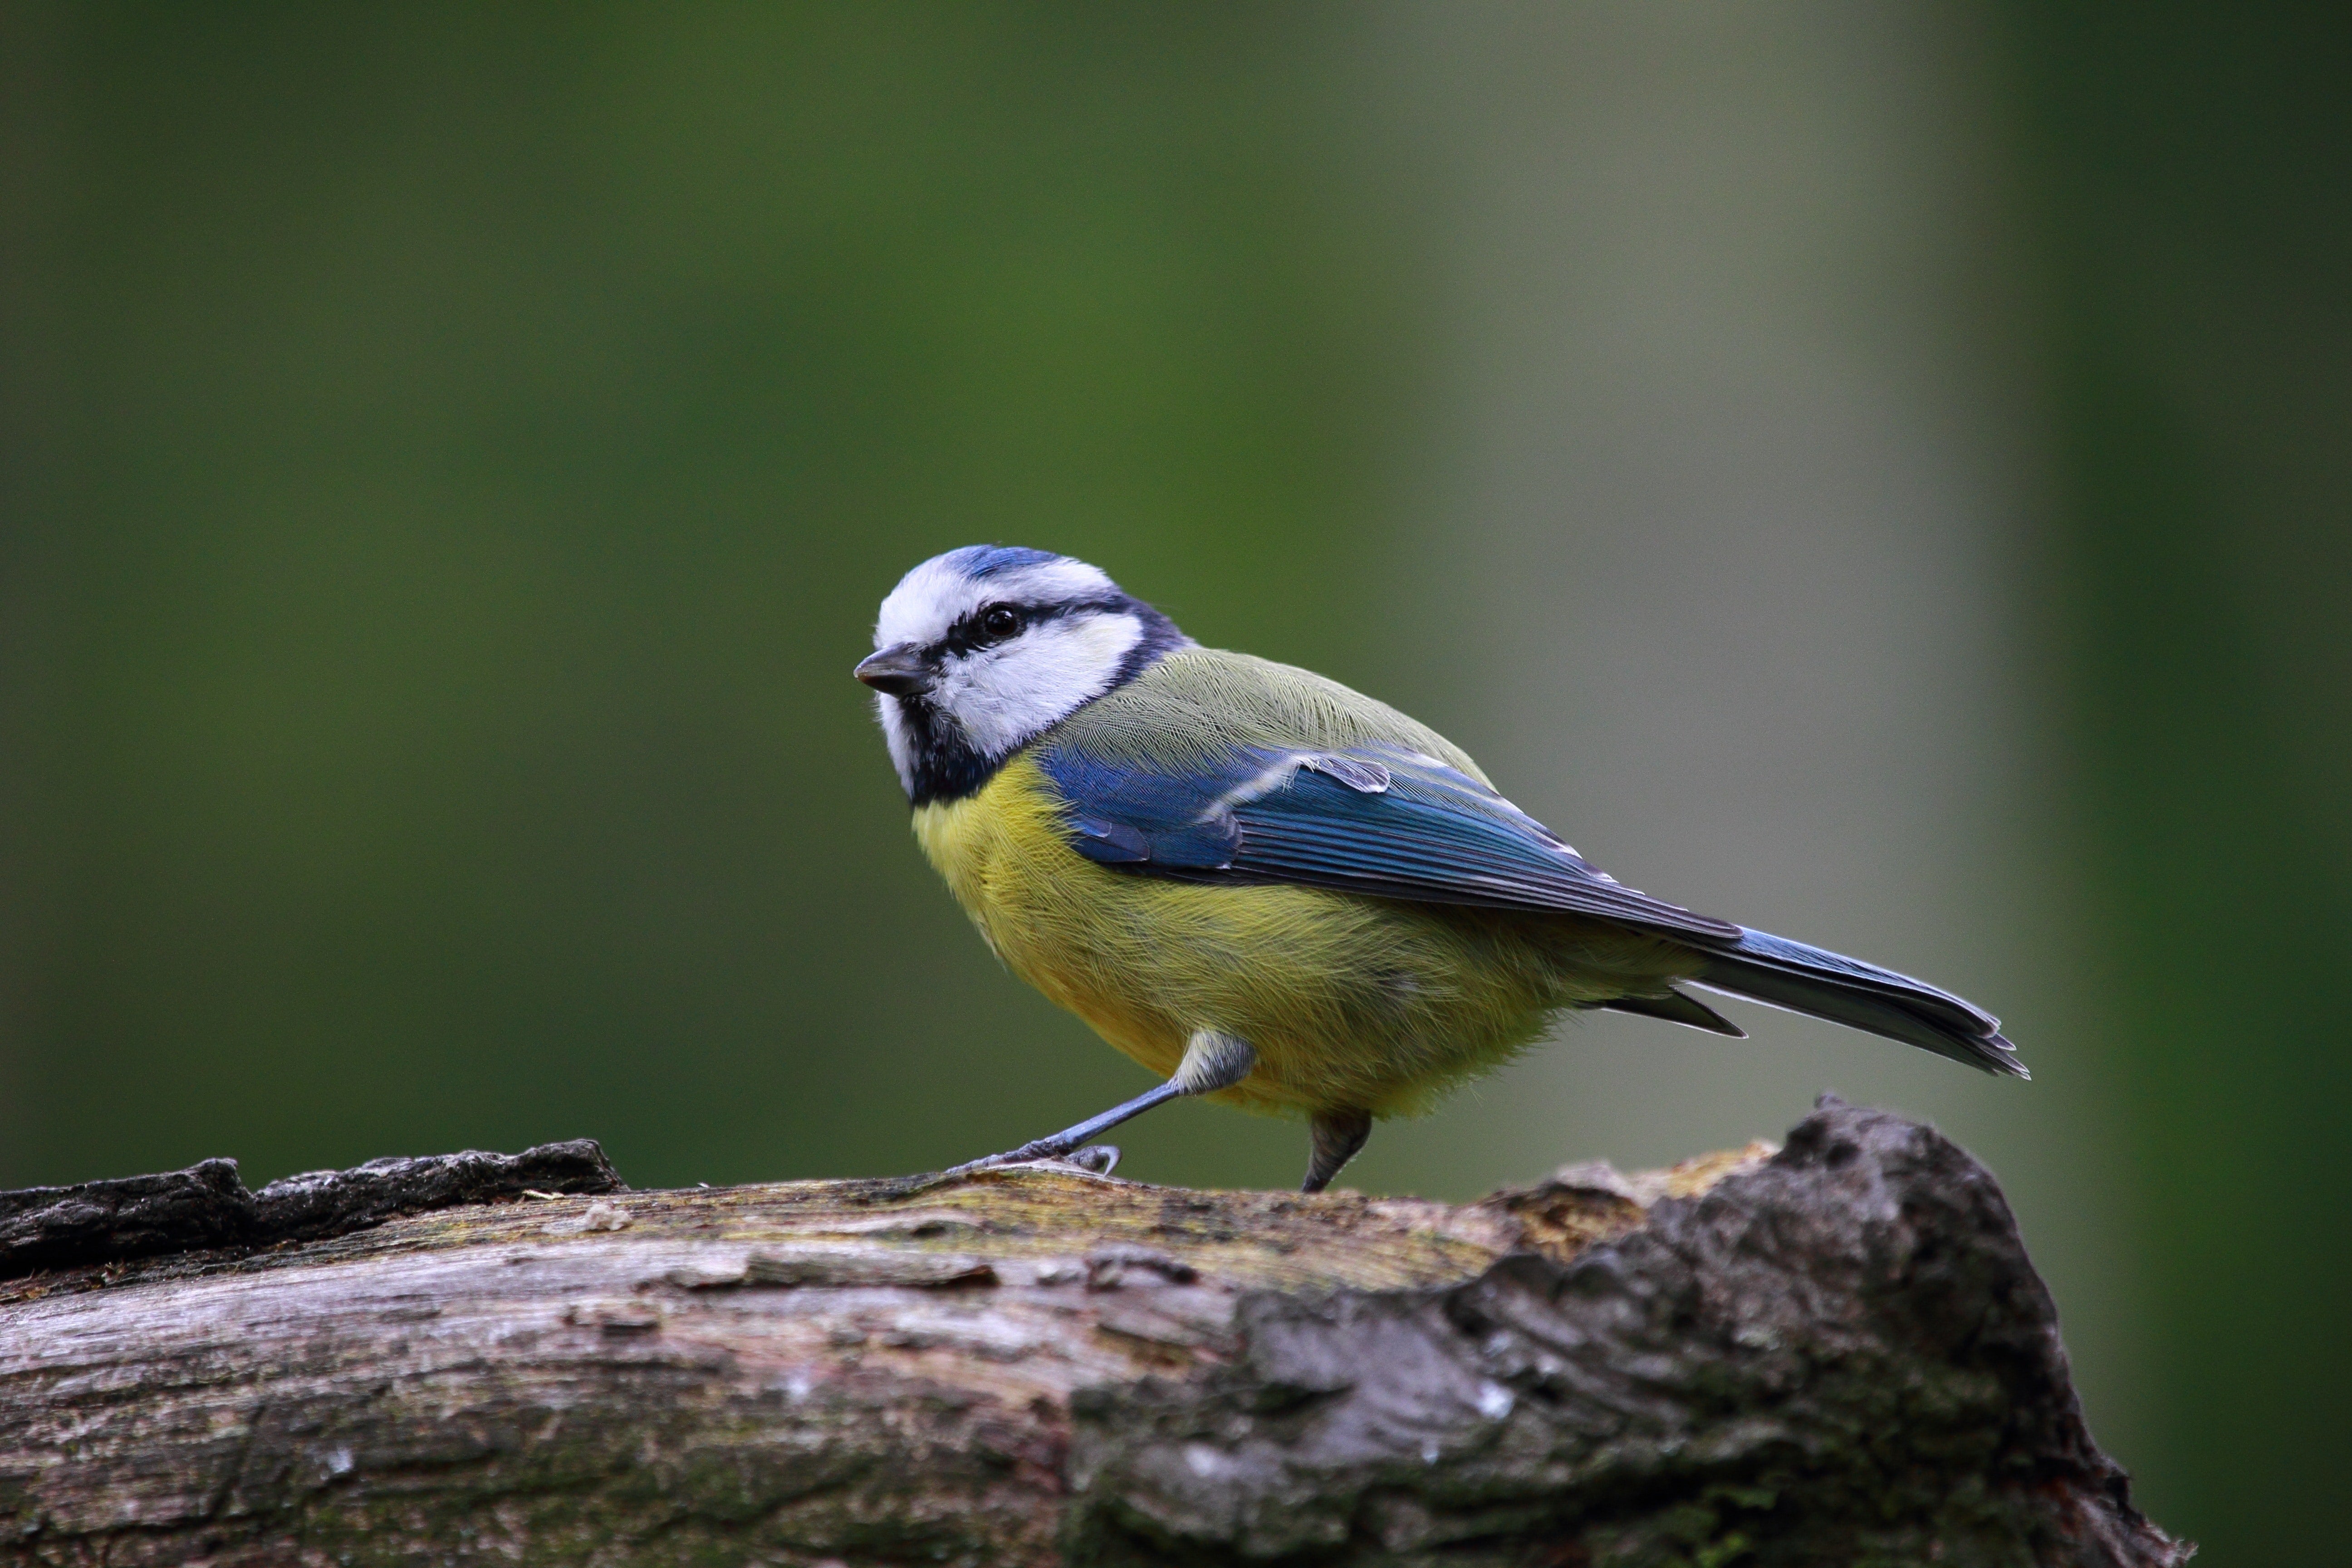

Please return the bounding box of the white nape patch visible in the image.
[873,553,1116,654]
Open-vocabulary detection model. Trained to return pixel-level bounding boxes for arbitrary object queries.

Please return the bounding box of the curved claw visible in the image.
[942,1142,1122,1180]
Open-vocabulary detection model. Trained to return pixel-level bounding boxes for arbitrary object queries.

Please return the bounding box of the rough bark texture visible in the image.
[0,1142,624,1278]
[0,1098,2187,1567]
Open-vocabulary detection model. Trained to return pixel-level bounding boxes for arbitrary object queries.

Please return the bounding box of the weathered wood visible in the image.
[0,1142,624,1278]
[0,1098,2188,1566]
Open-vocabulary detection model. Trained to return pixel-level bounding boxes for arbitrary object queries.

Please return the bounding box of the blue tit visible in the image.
[856,545,2024,1192]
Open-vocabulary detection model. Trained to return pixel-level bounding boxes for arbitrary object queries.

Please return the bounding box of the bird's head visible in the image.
[857,546,1189,804]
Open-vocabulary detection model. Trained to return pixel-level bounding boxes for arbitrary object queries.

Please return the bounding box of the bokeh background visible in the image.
[3,3,2345,1558]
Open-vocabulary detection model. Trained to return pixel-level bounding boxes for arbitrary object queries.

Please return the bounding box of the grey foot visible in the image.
[1302,1108,1372,1193]
[946,1032,1255,1181]
[947,1141,1122,1179]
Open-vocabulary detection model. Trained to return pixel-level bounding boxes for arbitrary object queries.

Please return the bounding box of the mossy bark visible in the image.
[0,1100,2186,1566]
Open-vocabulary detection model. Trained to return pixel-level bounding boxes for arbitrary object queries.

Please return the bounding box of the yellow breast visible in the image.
[911,757,1086,971]
[911,755,1195,1077]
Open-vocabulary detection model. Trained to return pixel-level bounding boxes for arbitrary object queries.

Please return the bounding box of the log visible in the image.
[0,1097,2188,1567]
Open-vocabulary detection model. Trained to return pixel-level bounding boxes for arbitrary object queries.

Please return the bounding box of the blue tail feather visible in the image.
[1688,928,2027,1078]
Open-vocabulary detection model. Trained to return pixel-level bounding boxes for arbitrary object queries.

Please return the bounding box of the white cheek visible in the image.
[947,616,1144,756]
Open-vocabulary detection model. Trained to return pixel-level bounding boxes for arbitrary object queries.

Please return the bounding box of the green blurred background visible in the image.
[3,3,2345,1558]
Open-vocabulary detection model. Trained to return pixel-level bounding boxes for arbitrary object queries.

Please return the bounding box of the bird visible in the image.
[855,545,2025,1194]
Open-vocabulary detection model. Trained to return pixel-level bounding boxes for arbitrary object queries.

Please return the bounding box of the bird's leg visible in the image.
[1301,1107,1372,1194]
[945,1032,1256,1178]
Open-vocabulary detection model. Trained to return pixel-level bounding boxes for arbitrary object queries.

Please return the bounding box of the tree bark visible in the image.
[0,1098,2187,1567]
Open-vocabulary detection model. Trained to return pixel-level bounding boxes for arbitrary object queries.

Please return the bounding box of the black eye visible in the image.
[977,604,1022,643]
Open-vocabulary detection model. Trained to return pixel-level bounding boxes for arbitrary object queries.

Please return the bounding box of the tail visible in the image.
[1683,927,2028,1078]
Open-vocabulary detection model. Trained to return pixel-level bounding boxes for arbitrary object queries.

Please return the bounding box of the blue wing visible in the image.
[1034,739,1740,941]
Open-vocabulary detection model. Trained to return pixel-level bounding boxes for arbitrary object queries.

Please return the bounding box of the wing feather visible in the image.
[1037,737,1737,941]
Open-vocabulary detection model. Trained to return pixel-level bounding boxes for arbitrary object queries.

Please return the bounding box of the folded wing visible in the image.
[1038,739,1740,942]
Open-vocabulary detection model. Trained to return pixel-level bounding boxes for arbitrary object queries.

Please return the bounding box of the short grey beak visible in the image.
[854,643,932,696]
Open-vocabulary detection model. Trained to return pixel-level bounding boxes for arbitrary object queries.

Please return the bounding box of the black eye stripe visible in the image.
[936,596,1126,656]
[941,604,1020,652]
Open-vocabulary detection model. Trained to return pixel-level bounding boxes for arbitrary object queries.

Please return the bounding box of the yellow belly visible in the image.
[912,755,1691,1118]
